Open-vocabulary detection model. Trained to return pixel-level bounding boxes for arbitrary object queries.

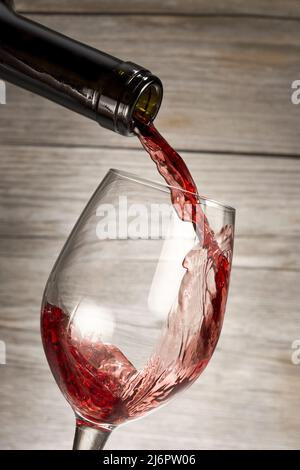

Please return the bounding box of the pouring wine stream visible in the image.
[41,121,233,450]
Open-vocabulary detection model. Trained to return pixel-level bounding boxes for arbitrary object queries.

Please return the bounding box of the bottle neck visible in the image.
[0,1,163,135]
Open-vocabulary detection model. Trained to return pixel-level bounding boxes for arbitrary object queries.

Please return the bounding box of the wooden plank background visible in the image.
[1,14,300,155]
[15,0,300,18]
[0,0,300,450]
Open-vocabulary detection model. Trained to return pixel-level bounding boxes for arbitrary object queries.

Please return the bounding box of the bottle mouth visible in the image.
[97,62,163,136]
[116,71,163,136]
[133,81,162,125]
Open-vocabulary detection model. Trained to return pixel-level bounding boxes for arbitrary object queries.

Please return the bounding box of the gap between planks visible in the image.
[1,143,300,160]
[18,12,300,23]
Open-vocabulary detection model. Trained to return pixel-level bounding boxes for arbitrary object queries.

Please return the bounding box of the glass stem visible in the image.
[73,423,112,450]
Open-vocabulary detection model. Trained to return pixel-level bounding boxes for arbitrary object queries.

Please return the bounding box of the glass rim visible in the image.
[109,168,236,213]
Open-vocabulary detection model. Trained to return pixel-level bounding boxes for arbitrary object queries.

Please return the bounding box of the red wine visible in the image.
[135,122,226,266]
[42,303,136,424]
[41,122,233,427]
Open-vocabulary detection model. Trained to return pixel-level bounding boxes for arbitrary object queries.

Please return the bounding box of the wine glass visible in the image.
[41,169,235,450]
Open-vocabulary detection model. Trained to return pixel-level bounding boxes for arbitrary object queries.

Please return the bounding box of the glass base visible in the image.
[73,423,112,450]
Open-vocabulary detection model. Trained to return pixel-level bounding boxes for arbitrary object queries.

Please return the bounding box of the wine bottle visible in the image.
[0,0,163,135]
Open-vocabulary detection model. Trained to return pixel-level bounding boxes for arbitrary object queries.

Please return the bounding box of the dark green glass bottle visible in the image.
[0,0,163,135]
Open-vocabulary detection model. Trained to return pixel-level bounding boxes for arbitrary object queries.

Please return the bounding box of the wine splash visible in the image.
[41,122,233,427]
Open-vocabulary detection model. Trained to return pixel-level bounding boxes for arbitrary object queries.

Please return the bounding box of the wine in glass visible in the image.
[41,169,235,450]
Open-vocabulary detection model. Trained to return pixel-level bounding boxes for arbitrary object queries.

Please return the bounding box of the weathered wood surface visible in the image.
[0,146,300,245]
[15,0,300,18]
[0,1,300,450]
[1,265,299,450]
[0,146,299,449]
[1,14,300,155]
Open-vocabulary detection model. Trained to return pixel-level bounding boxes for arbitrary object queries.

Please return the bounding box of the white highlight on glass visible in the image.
[71,299,115,343]
[148,212,196,320]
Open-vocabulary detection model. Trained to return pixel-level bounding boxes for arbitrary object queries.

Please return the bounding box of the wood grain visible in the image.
[0,146,299,244]
[1,14,300,155]
[0,145,299,449]
[15,0,300,18]
[0,2,300,451]
[1,242,299,449]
